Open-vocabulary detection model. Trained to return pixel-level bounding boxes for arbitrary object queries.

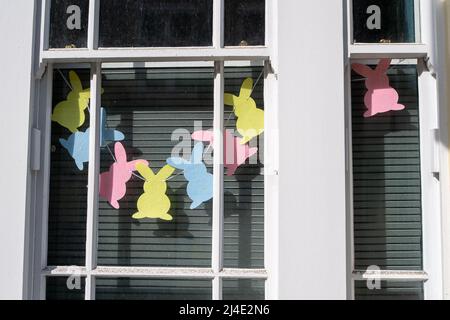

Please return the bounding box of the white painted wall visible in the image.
[275,0,348,299]
[0,1,36,299]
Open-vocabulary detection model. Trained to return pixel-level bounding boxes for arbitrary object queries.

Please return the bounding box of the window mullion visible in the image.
[88,0,100,50]
[85,62,102,300]
[213,0,224,48]
[212,61,225,300]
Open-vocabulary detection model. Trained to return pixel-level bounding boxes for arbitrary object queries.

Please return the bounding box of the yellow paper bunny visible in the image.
[224,78,264,144]
[132,163,176,221]
[51,71,91,133]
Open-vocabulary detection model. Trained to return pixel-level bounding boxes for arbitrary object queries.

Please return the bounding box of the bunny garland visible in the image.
[132,163,176,221]
[192,129,258,176]
[351,59,406,118]
[224,78,265,145]
[53,71,262,221]
[99,142,148,209]
[167,143,214,210]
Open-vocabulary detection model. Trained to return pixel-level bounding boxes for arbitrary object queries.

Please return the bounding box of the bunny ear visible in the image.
[191,142,204,164]
[224,93,236,106]
[69,71,83,93]
[166,157,189,170]
[100,108,107,129]
[135,162,155,180]
[376,58,392,73]
[240,78,253,98]
[351,63,373,77]
[192,130,214,143]
[156,164,176,180]
[114,142,127,163]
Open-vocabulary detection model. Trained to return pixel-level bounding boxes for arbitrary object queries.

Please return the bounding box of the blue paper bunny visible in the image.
[167,142,213,209]
[59,108,125,171]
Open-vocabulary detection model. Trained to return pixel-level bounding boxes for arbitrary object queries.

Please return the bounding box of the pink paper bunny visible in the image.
[99,142,148,209]
[192,129,258,176]
[352,59,405,118]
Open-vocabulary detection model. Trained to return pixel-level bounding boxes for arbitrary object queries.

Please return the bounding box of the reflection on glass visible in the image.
[223,66,264,269]
[223,279,265,300]
[96,278,211,300]
[99,0,213,47]
[97,67,214,267]
[49,0,89,48]
[352,0,416,43]
[351,65,423,271]
[225,0,265,46]
[48,69,90,266]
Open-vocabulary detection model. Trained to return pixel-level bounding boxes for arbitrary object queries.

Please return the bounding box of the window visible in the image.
[350,62,425,299]
[352,0,418,43]
[49,0,89,48]
[347,0,442,300]
[38,0,271,300]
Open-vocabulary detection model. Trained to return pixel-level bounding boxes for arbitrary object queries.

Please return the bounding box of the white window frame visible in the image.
[32,0,278,300]
[345,0,444,300]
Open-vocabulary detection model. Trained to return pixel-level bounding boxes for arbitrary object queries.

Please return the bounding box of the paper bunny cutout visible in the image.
[166,142,213,209]
[59,130,90,171]
[59,108,125,171]
[99,108,125,146]
[192,129,258,176]
[352,59,405,118]
[99,142,149,209]
[52,71,92,133]
[132,163,176,221]
[224,78,264,144]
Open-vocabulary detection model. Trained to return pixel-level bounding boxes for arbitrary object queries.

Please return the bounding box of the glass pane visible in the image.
[223,279,265,300]
[48,68,91,266]
[225,0,265,46]
[96,278,211,300]
[46,277,85,300]
[97,67,214,267]
[352,0,416,43]
[352,64,423,271]
[355,281,424,300]
[223,66,264,269]
[49,0,89,48]
[99,0,213,47]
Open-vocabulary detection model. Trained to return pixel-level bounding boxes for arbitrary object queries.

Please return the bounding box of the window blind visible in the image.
[47,66,264,299]
[351,65,424,299]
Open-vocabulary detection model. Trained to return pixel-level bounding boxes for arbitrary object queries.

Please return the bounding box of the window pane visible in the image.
[225,0,265,46]
[352,65,423,271]
[352,0,416,43]
[96,278,211,300]
[46,277,86,300]
[223,279,265,300]
[223,66,264,269]
[48,69,90,266]
[99,0,213,47]
[355,281,424,300]
[97,67,214,267]
[49,0,89,48]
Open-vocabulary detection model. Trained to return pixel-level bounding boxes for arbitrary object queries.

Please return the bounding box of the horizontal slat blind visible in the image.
[48,69,90,266]
[351,65,424,298]
[96,278,212,300]
[354,281,424,300]
[224,67,264,269]
[98,68,214,267]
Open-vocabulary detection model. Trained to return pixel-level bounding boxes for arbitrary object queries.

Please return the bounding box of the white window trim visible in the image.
[31,0,277,300]
[345,0,445,300]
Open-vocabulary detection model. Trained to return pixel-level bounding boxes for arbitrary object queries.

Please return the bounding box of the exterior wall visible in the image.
[0,1,37,299]
[275,0,347,299]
